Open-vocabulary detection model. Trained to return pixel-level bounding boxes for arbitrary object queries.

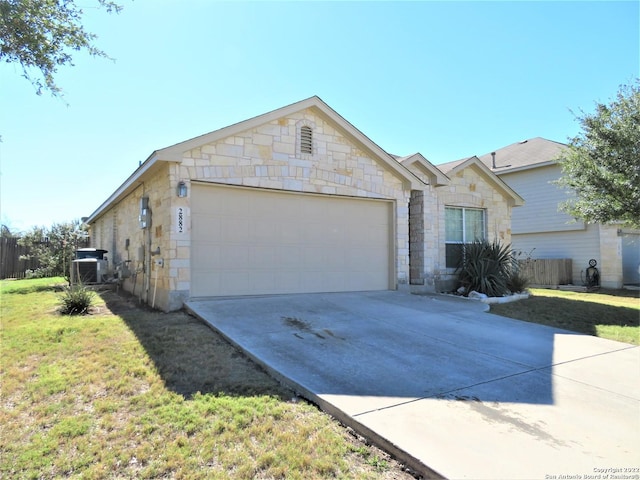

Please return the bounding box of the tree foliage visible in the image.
[556,80,640,228]
[0,0,121,96]
[18,220,88,277]
[1,224,17,238]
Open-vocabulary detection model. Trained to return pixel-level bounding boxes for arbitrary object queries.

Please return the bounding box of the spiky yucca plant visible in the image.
[59,284,95,315]
[457,240,516,297]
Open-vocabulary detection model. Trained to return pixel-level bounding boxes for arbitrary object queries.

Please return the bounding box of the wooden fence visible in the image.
[0,237,90,279]
[518,258,572,286]
[0,237,39,279]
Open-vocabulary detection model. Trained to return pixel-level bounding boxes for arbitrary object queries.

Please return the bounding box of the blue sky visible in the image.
[1,1,638,232]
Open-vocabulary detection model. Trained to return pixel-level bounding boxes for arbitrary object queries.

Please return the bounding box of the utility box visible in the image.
[71,248,109,284]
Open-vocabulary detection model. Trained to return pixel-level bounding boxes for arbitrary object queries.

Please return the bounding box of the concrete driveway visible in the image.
[185,291,640,479]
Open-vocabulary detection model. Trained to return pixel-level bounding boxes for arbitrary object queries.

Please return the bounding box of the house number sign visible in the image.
[175,207,188,234]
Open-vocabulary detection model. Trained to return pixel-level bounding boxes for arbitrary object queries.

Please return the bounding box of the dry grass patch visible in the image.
[490,288,639,345]
[1,278,417,479]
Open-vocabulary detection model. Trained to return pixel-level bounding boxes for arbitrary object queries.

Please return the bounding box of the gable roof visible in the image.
[442,156,525,207]
[396,153,449,186]
[154,95,423,189]
[87,96,425,223]
[438,137,567,175]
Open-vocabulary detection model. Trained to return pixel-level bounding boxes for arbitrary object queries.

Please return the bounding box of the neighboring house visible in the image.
[438,137,640,288]
[86,96,522,311]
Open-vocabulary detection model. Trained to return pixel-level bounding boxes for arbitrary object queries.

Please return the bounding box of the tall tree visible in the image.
[556,80,640,229]
[0,0,121,96]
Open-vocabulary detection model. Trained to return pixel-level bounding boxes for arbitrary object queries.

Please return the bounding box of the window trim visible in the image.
[445,206,486,269]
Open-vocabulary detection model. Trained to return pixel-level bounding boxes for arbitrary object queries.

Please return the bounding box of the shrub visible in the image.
[25,267,53,279]
[457,240,516,297]
[506,270,530,293]
[59,284,95,315]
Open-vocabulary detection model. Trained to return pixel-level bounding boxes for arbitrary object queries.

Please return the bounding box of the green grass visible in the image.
[1,278,413,479]
[490,288,640,345]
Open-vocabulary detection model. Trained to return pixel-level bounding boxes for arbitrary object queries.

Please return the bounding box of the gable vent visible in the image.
[300,125,313,154]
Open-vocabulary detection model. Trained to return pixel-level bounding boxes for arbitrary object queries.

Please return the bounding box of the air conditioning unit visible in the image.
[70,248,109,285]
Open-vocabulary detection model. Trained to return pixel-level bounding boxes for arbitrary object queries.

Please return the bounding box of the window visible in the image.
[300,125,313,154]
[445,207,485,268]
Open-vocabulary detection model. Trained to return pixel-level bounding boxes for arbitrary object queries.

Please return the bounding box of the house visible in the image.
[86,97,523,311]
[438,137,640,288]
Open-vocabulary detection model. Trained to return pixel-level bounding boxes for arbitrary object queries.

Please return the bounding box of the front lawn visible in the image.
[0,278,415,479]
[490,288,640,345]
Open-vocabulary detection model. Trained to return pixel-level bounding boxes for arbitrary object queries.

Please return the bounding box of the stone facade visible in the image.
[434,164,513,291]
[175,109,412,292]
[91,164,185,310]
[88,97,519,311]
[403,159,515,292]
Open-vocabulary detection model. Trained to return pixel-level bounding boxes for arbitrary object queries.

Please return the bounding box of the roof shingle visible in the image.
[438,137,567,174]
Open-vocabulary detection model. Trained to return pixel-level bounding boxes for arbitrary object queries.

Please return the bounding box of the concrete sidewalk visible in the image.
[185,291,640,479]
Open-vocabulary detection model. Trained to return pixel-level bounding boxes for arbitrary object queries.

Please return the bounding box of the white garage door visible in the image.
[191,183,393,297]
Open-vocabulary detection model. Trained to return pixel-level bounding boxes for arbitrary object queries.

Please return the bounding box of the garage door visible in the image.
[191,183,393,297]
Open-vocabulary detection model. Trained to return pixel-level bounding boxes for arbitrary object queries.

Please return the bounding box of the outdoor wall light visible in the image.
[177,181,188,198]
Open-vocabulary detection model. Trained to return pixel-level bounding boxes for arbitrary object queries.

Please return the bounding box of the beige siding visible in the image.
[501,165,584,234]
[499,165,626,288]
[511,223,601,286]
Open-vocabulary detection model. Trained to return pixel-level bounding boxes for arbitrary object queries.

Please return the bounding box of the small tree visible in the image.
[556,80,640,228]
[19,220,88,277]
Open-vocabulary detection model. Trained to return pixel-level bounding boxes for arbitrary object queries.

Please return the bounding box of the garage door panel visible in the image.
[192,184,392,297]
[252,246,277,269]
[192,215,222,241]
[220,193,250,217]
[277,245,301,269]
[250,271,278,293]
[279,223,302,244]
[302,222,332,243]
[364,225,390,245]
[218,245,251,270]
[221,271,252,295]
[222,218,249,242]
[192,245,221,270]
[301,246,326,269]
[345,248,377,270]
[251,220,279,243]
[324,226,345,245]
[191,272,221,297]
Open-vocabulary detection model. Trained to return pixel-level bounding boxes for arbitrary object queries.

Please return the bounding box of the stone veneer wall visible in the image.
[174,108,413,291]
[407,185,441,290]
[435,165,513,290]
[409,190,425,284]
[91,164,181,311]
